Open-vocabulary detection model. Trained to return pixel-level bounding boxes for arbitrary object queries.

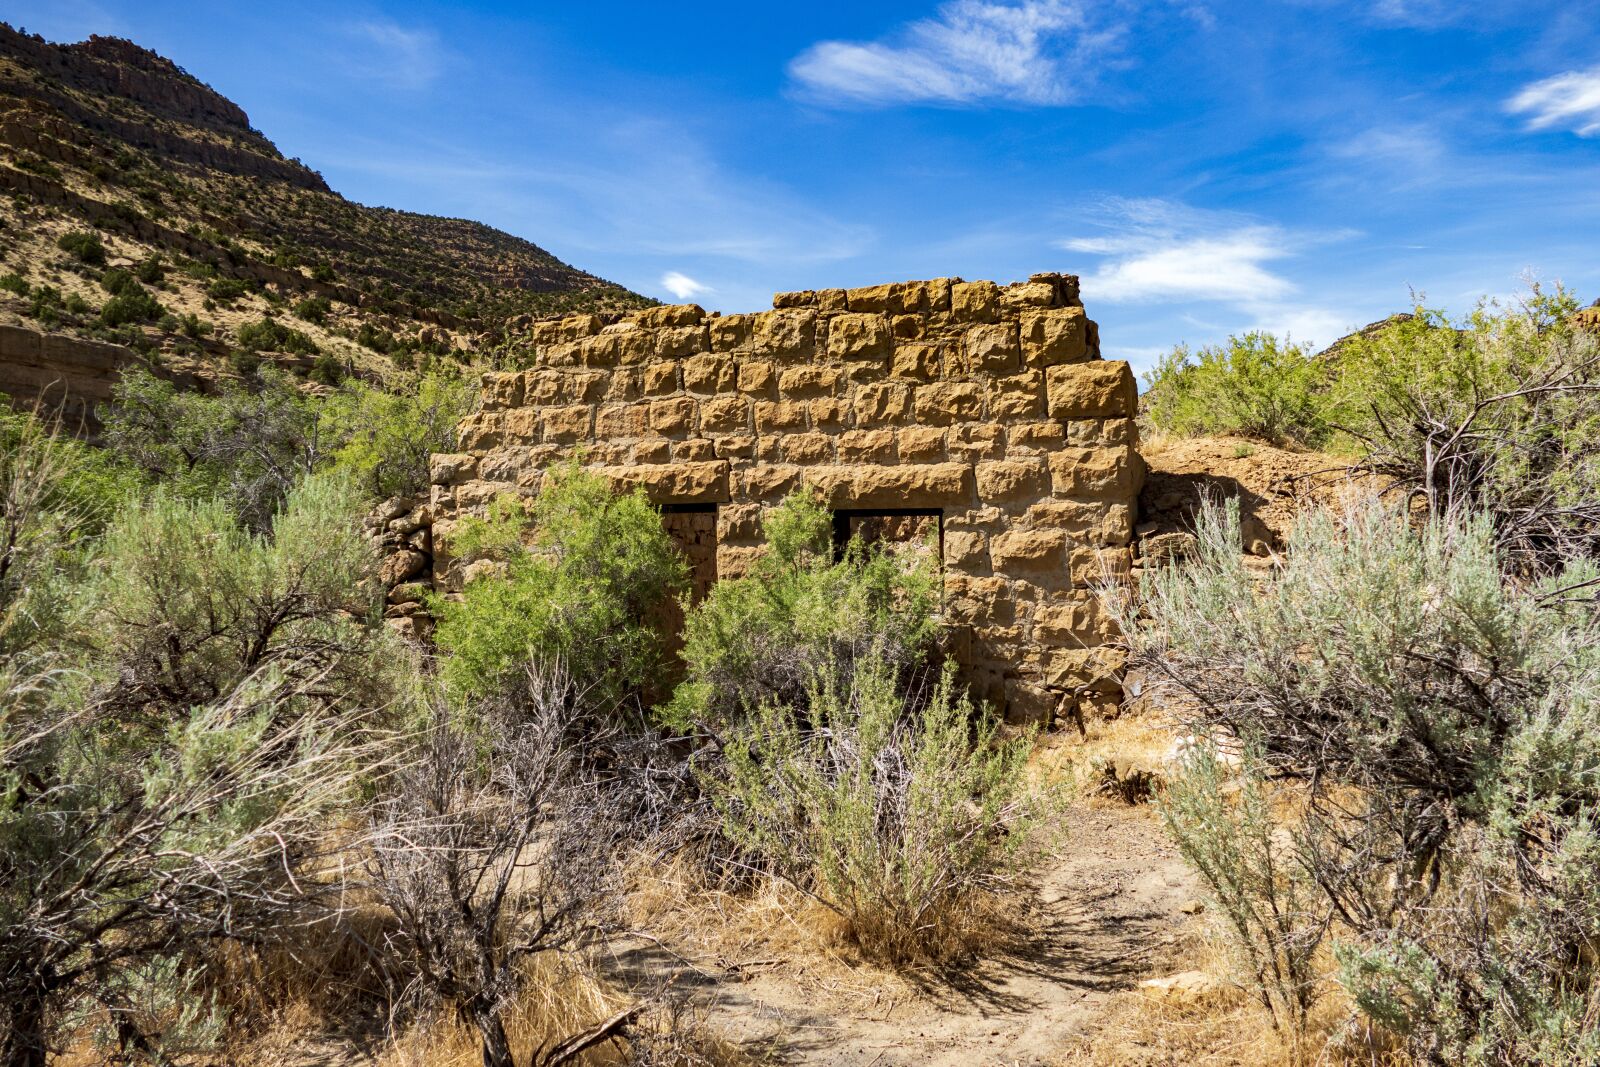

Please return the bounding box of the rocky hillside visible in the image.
[0,24,650,390]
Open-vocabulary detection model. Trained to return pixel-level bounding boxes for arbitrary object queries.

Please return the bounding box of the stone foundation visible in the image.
[429,274,1142,722]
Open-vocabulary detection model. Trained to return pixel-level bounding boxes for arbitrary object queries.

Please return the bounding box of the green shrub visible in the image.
[134,255,165,285]
[356,321,396,353]
[237,316,320,356]
[663,490,941,732]
[0,272,28,296]
[1119,497,1600,1064]
[1141,332,1327,447]
[206,276,248,302]
[713,653,1043,963]
[100,267,136,295]
[432,464,687,712]
[323,373,470,499]
[56,230,106,265]
[25,284,62,325]
[101,283,162,326]
[293,295,331,324]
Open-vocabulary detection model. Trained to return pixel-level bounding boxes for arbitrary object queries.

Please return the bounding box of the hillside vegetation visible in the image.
[0,23,651,387]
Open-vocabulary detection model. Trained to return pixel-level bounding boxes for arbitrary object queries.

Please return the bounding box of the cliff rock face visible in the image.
[431,274,1143,724]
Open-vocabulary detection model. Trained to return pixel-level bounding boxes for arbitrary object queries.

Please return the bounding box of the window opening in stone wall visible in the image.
[656,505,719,665]
[831,509,942,569]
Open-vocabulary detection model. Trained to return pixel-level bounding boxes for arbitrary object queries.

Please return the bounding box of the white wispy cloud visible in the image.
[660,271,711,301]
[787,0,1116,107]
[1062,198,1296,303]
[340,19,445,91]
[1507,67,1600,137]
[1063,198,1353,348]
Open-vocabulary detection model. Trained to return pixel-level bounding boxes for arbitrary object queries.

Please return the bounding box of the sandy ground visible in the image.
[606,802,1202,1066]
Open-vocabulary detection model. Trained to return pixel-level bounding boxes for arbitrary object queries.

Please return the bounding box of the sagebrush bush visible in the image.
[432,463,687,713]
[1141,332,1327,447]
[1329,286,1600,570]
[712,653,1044,964]
[1118,497,1600,1065]
[663,489,941,732]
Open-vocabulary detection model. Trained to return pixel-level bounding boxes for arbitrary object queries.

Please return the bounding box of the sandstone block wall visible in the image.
[429,273,1142,722]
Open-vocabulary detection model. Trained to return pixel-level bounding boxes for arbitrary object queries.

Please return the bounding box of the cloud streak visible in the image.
[1507,67,1600,137]
[1063,198,1354,348]
[787,0,1114,107]
[340,19,445,91]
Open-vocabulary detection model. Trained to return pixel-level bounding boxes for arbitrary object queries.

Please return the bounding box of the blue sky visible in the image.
[12,0,1600,369]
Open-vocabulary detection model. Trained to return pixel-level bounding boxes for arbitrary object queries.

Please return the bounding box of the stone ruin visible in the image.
[428,273,1142,724]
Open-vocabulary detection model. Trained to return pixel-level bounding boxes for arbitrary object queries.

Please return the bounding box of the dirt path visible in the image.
[610,803,1202,1066]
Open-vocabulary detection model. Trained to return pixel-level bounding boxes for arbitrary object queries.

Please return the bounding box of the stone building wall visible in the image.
[428,273,1142,723]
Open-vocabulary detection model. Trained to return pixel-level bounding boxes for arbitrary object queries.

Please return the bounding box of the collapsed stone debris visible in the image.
[429,273,1142,723]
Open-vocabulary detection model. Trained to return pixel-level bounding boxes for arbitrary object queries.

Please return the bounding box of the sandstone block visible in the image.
[612,328,654,365]
[430,453,479,486]
[644,361,679,396]
[523,369,563,404]
[944,530,988,569]
[683,353,734,394]
[1070,546,1134,586]
[742,465,801,500]
[606,368,643,402]
[897,426,946,461]
[1049,446,1140,499]
[709,313,752,352]
[779,365,841,398]
[988,371,1044,419]
[1009,420,1067,451]
[810,397,847,430]
[545,405,593,443]
[1034,600,1120,644]
[751,309,816,360]
[817,288,848,311]
[853,383,912,426]
[1002,281,1057,311]
[675,438,715,461]
[634,439,671,463]
[717,544,766,580]
[654,325,709,358]
[595,403,650,438]
[804,463,974,509]
[483,372,523,409]
[837,429,896,464]
[699,395,749,434]
[1004,680,1056,725]
[891,342,941,381]
[754,400,809,434]
[649,397,697,436]
[638,304,705,329]
[1021,307,1089,367]
[718,503,764,542]
[456,411,504,451]
[913,383,983,425]
[977,458,1050,503]
[783,432,834,464]
[714,435,755,459]
[964,323,1020,373]
[943,574,1012,625]
[600,460,729,504]
[1046,361,1138,418]
[950,422,1005,460]
[738,360,775,395]
[991,529,1067,573]
[503,408,540,443]
[826,313,892,362]
[951,280,1000,322]
[568,370,609,403]
[773,290,816,308]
